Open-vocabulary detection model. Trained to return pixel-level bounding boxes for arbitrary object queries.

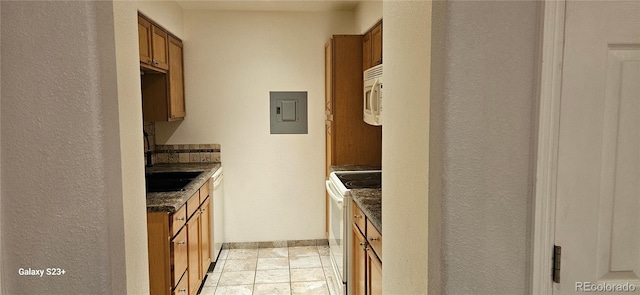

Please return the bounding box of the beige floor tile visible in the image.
[290,267,326,282]
[218,249,229,260]
[199,286,216,295]
[258,247,288,258]
[254,283,292,295]
[213,285,253,295]
[212,260,225,273]
[223,259,257,272]
[320,256,332,268]
[255,269,290,284]
[317,245,330,256]
[288,246,319,258]
[290,256,322,268]
[227,248,259,260]
[257,257,289,270]
[218,271,255,286]
[291,281,330,295]
[204,272,222,287]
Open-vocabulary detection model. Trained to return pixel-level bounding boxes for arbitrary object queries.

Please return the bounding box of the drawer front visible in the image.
[171,205,187,237]
[171,229,188,288]
[186,191,200,219]
[200,179,211,201]
[172,270,188,295]
[352,200,366,235]
[366,219,382,260]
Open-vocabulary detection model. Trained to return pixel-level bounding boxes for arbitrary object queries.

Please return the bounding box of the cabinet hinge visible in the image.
[552,245,561,283]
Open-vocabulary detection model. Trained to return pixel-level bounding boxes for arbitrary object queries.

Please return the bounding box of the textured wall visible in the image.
[113,1,151,294]
[382,1,432,293]
[155,10,356,242]
[355,0,382,34]
[137,0,185,39]
[438,1,539,294]
[1,1,127,293]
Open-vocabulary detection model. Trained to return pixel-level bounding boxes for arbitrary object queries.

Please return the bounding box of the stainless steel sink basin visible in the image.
[145,171,203,193]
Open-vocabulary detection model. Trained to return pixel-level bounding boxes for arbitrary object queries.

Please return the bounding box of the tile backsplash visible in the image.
[143,122,221,164]
[154,144,221,164]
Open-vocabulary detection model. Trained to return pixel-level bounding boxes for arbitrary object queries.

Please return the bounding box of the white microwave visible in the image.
[363,64,383,126]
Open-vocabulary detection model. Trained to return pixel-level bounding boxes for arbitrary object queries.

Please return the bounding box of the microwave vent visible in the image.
[364,64,383,80]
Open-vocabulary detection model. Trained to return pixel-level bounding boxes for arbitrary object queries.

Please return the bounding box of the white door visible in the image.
[554,1,640,294]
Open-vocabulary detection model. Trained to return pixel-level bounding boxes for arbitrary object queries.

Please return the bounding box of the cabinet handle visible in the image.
[369,237,379,241]
[178,240,186,245]
[177,217,185,221]
[354,215,362,219]
[178,288,187,293]
[201,208,206,213]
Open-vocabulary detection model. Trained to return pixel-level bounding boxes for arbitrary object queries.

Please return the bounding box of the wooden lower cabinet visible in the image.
[172,273,188,295]
[352,224,367,295]
[367,250,382,295]
[187,211,201,295]
[147,180,212,295]
[350,200,382,295]
[199,197,211,278]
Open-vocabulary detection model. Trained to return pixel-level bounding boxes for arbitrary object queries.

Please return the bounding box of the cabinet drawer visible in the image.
[172,269,188,295]
[352,200,366,234]
[200,179,210,201]
[366,219,382,260]
[186,191,200,219]
[171,229,188,288]
[171,205,187,237]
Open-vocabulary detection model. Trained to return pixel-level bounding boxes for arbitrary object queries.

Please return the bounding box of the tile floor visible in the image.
[199,245,339,295]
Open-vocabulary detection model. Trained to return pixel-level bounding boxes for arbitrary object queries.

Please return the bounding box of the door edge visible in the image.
[531,0,566,294]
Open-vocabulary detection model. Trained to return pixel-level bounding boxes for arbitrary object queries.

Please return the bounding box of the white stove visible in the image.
[325,170,381,295]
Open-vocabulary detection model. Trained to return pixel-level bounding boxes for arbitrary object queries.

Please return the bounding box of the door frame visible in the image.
[532,0,566,294]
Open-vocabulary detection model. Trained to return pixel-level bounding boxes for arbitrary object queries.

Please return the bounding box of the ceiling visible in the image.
[175,0,365,12]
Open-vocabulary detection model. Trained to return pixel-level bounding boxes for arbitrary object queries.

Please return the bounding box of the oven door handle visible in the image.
[325,180,344,206]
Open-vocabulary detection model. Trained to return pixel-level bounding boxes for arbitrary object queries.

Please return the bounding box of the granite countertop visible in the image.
[330,165,381,172]
[350,188,382,232]
[146,163,221,213]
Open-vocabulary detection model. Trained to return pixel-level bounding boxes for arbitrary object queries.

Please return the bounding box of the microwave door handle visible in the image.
[368,79,379,114]
[374,81,381,117]
[369,79,380,116]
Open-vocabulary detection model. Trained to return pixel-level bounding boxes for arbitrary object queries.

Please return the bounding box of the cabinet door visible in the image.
[138,16,152,65]
[362,32,372,71]
[325,120,333,177]
[371,22,382,66]
[151,26,169,70]
[168,36,186,120]
[172,229,189,289]
[199,198,211,279]
[187,212,201,295]
[351,224,366,295]
[367,250,382,295]
[172,272,188,295]
[324,40,333,118]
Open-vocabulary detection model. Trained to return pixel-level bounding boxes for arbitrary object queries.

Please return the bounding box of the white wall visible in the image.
[355,0,382,34]
[382,1,432,293]
[1,1,129,293]
[155,10,356,242]
[113,1,151,294]
[137,0,184,38]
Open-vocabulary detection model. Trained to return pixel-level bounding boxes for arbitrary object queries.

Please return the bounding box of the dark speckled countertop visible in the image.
[330,165,381,172]
[350,189,382,232]
[146,163,221,213]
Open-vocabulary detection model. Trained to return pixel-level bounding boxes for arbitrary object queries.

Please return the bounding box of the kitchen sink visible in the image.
[145,171,204,193]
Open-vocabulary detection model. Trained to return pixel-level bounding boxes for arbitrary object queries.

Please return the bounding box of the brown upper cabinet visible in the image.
[363,20,383,71]
[139,13,186,122]
[325,35,382,177]
[139,14,169,70]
